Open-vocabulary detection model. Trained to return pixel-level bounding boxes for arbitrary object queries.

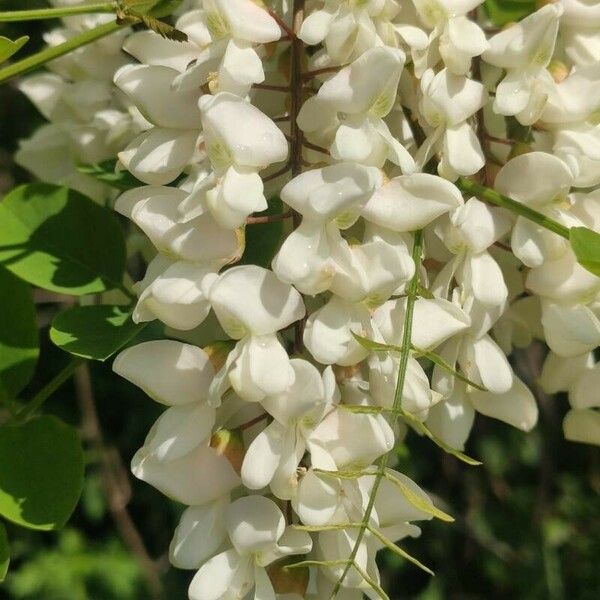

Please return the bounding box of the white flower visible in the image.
[131,254,216,331]
[298,47,415,171]
[115,185,242,265]
[241,360,336,497]
[115,64,204,184]
[416,68,487,178]
[411,0,488,76]
[178,92,288,228]
[188,496,312,600]
[207,266,305,404]
[483,3,562,125]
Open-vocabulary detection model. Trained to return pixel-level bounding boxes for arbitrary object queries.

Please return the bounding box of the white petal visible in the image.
[209,265,305,337]
[241,421,286,489]
[293,470,340,526]
[563,409,600,446]
[541,301,600,357]
[469,376,538,431]
[189,550,252,600]
[170,498,228,569]
[131,444,240,505]
[362,173,463,232]
[226,495,285,555]
[113,340,214,405]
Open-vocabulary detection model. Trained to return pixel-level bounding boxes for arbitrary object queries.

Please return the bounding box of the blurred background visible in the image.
[1,1,599,599]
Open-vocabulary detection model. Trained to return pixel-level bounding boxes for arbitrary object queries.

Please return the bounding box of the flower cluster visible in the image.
[16,0,600,598]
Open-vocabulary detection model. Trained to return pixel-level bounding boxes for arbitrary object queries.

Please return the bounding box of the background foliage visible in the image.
[0,1,598,599]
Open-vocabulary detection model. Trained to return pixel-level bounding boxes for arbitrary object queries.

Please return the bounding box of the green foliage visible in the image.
[569,226,600,277]
[0,416,84,531]
[78,161,145,192]
[484,0,536,25]
[50,305,145,361]
[241,197,285,268]
[0,184,126,296]
[0,35,28,63]
[0,267,38,399]
[4,529,143,600]
[0,522,9,582]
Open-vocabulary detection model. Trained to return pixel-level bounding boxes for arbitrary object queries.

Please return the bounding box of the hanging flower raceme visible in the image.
[11,0,600,598]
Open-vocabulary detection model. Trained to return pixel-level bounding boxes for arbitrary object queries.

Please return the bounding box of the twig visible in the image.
[302,64,347,80]
[303,140,330,155]
[261,163,291,182]
[74,365,163,599]
[246,211,293,225]
[268,8,295,38]
[253,83,290,92]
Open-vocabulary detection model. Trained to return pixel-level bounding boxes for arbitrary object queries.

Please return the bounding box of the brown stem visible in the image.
[290,0,306,353]
[272,115,291,122]
[261,163,292,182]
[238,412,269,431]
[74,365,163,599]
[303,140,330,155]
[268,8,295,38]
[302,64,347,80]
[246,211,293,225]
[253,83,290,92]
[486,134,515,146]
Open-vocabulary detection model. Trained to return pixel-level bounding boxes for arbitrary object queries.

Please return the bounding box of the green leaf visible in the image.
[484,0,536,26]
[0,36,28,63]
[383,472,454,523]
[78,160,145,192]
[0,267,39,398]
[0,416,84,531]
[0,184,126,296]
[400,408,482,466]
[570,226,600,277]
[50,305,145,361]
[241,197,285,268]
[0,522,8,582]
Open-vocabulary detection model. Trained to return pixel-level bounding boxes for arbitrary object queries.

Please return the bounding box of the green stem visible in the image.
[456,177,570,240]
[17,358,85,420]
[0,20,122,84]
[0,2,116,22]
[329,230,424,599]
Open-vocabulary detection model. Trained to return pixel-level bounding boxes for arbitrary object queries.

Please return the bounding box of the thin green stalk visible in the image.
[0,2,116,22]
[0,20,122,84]
[329,230,424,599]
[17,357,84,420]
[456,177,570,240]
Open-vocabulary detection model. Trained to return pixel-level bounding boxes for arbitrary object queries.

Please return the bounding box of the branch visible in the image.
[0,20,124,84]
[74,364,163,600]
[0,2,116,21]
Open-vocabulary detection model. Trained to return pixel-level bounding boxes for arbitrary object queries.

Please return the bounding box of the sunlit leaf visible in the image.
[0,267,39,398]
[0,416,84,531]
[570,226,600,277]
[0,184,126,296]
[50,305,145,361]
[78,160,145,192]
[0,522,8,582]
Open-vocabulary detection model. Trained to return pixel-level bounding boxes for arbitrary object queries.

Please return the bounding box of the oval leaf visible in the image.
[0,267,39,398]
[0,184,126,295]
[0,416,84,531]
[570,226,600,277]
[50,305,145,361]
[0,522,8,582]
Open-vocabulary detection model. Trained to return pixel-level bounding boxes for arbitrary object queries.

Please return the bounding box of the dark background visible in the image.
[1,2,599,598]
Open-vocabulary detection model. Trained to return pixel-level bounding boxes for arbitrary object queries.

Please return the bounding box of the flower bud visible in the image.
[210,429,245,475]
[203,341,236,372]
[267,557,310,595]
